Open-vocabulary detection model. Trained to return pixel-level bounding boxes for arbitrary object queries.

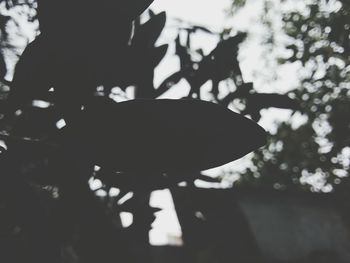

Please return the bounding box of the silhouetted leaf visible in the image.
[0,50,6,80]
[176,34,193,71]
[148,9,156,17]
[67,98,266,173]
[192,25,213,34]
[0,14,10,40]
[196,33,246,84]
[243,93,299,121]
[133,11,166,47]
[5,35,52,115]
[185,33,247,97]
[151,44,168,67]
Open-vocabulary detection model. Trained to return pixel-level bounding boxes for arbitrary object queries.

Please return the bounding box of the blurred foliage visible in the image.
[231,0,350,192]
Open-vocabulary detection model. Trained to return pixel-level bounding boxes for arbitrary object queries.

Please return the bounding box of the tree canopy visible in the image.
[231,0,350,193]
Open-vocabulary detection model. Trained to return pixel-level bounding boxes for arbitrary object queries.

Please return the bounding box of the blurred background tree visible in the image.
[229,0,350,193]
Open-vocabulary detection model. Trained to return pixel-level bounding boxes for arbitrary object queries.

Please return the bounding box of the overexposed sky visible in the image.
[150,0,232,29]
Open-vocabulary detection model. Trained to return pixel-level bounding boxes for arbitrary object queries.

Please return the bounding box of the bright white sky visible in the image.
[150,0,232,28]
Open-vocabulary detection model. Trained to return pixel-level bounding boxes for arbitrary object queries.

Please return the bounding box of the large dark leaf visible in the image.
[65,98,266,173]
[37,0,133,45]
